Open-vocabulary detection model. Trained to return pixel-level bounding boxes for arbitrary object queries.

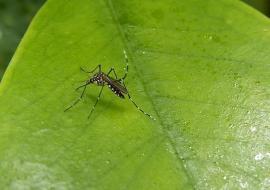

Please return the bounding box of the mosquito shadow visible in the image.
[85,93,124,111]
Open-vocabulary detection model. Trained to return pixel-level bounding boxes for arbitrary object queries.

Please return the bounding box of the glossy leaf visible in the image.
[0,0,270,189]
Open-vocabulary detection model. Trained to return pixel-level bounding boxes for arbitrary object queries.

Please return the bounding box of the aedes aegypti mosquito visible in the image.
[64,50,156,120]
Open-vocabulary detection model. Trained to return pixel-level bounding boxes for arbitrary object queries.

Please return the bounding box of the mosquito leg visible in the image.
[80,64,101,73]
[127,93,156,121]
[88,86,104,119]
[75,83,89,91]
[122,82,156,120]
[64,84,88,112]
[121,50,129,80]
[107,68,118,79]
[107,50,128,81]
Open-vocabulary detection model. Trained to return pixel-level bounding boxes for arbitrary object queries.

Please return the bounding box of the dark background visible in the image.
[0,0,269,80]
[0,0,45,78]
[244,0,270,16]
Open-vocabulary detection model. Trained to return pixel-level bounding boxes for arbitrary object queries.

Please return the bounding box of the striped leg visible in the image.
[64,84,88,112]
[88,86,105,119]
[121,50,129,80]
[122,82,156,121]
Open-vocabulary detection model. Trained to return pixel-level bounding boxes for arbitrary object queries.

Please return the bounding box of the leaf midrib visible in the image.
[104,0,196,188]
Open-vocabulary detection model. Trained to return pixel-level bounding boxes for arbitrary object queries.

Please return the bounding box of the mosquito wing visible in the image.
[110,79,128,94]
[103,75,128,94]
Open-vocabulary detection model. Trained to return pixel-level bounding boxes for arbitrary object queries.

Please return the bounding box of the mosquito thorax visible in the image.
[89,73,105,85]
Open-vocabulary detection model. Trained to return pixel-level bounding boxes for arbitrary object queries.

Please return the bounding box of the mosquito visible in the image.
[64,50,156,120]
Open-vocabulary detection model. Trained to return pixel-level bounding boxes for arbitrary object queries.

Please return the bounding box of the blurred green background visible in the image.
[0,0,269,80]
[0,0,45,79]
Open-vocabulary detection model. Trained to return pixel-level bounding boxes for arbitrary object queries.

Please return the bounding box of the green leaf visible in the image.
[0,0,269,189]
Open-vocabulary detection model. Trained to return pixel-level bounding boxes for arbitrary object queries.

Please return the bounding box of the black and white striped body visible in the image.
[89,72,127,99]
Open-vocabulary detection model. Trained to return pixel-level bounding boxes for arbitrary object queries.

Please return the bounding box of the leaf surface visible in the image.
[0,0,270,189]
